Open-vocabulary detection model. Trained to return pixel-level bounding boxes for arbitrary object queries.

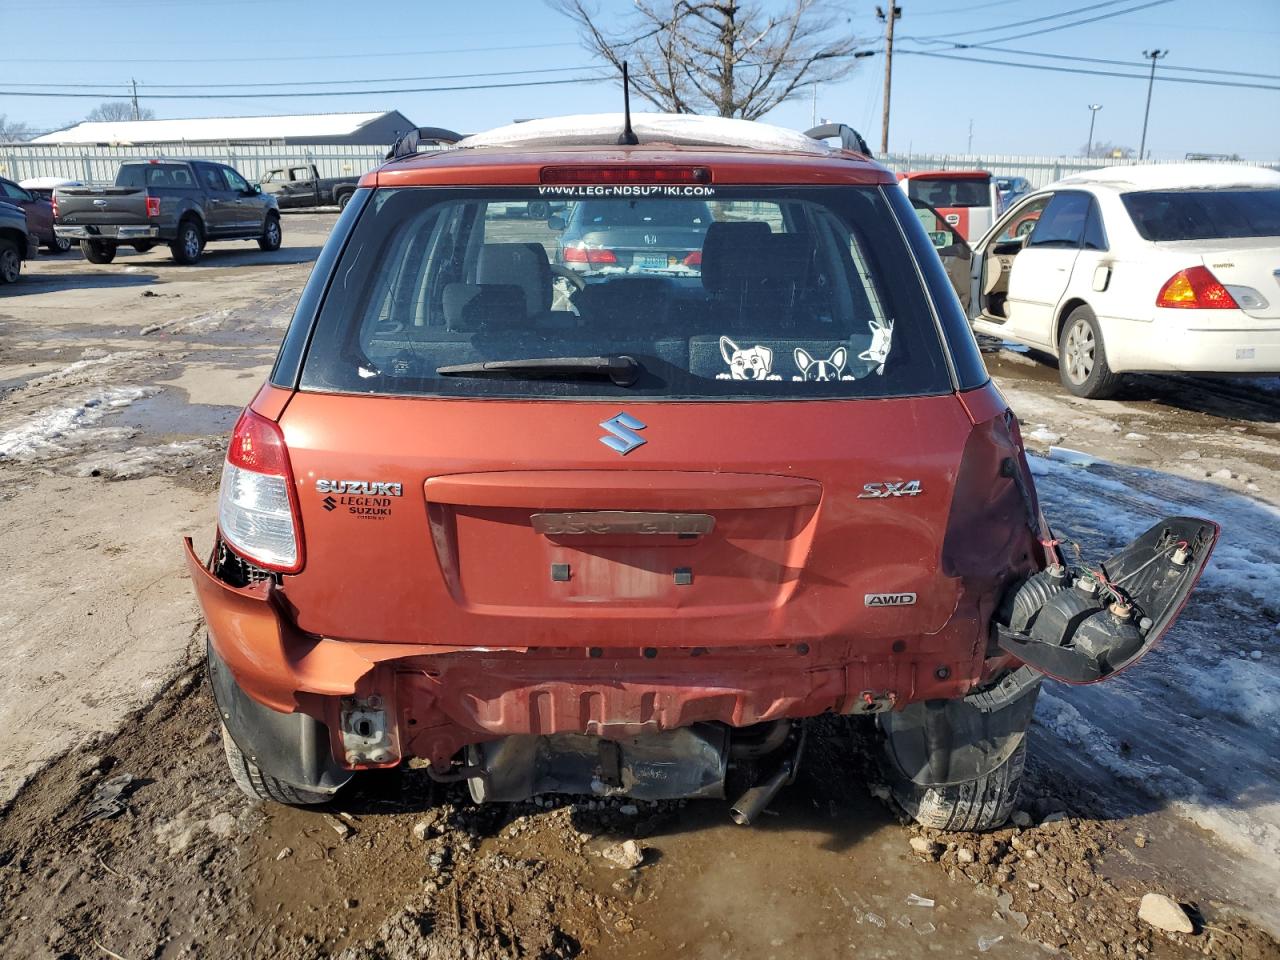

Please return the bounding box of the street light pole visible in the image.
[1139,50,1167,160]
[1086,103,1102,159]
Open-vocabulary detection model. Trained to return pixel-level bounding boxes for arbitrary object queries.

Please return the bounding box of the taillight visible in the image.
[1156,266,1239,310]
[51,194,59,218]
[683,250,702,266]
[217,408,302,573]
[145,196,161,218]
[563,245,618,265]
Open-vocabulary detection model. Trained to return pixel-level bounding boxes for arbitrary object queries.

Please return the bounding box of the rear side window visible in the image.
[116,163,194,188]
[1027,191,1091,248]
[907,177,990,208]
[299,186,953,400]
[1122,188,1280,241]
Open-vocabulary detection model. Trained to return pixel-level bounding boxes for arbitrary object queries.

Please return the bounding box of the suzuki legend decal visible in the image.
[865,593,917,607]
[316,478,401,520]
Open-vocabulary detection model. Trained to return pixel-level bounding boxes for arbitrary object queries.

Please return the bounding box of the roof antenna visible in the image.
[617,61,640,146]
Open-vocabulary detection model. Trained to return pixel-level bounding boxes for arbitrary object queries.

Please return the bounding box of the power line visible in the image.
[952,0,1174,46]
[1,41,578,65]
[897,48,1280,91]
[0,66,601,91]
[963,44,1280,80]
[909,0,1023,17]
[0,75,612,100]
[906,0,1141,41]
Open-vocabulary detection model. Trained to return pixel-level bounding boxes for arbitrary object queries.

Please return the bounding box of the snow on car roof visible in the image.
[1051,163,1280,191]
[457,113,833,155]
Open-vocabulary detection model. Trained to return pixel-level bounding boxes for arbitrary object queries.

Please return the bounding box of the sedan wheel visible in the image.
[1057,305,1122,399]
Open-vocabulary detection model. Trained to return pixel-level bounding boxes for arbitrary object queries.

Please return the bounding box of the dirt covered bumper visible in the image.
[185,537,984,775]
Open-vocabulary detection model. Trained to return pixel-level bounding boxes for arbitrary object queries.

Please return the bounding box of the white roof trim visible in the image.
[32,111,396,145]
[1050,163,1280,191]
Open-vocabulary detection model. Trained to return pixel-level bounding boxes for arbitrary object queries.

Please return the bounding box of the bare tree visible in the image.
[86,101,156,123]
[0,115,36,142]
[1079,140,1135,160]
[552,0,863,120]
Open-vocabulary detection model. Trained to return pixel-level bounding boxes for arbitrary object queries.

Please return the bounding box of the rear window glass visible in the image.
[116,163,194,188]
[1122,188,1280,241]
[906,177,991,208]
[299,186,952,400]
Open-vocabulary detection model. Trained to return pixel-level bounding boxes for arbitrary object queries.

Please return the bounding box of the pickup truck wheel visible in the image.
[527,200,551,220]
[0,239,20,283]
[258,214,282,251]
[336,191,353,211]
[170,219,203,265]
[82,239,117,264]
[1058,305,1123,399]
[46,235,73,254]
[889,740,1026,832]
[221,724,332,806]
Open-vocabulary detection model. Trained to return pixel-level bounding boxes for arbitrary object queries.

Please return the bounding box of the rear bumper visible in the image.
[1107,311,1280,373]
[56,224,163,241]
[184,537,982,770]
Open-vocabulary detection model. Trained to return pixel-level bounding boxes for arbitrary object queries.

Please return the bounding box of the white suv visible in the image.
[968,164,1280,398]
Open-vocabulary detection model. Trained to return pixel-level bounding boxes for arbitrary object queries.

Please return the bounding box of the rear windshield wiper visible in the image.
[436,355,642,387]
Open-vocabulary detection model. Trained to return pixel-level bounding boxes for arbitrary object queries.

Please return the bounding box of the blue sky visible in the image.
[3,0,1278,160]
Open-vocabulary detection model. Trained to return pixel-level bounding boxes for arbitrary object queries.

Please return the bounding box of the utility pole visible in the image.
[877,4,901,155]
[1086,103,1102,159]
[1139,50,1166,159]
[967,118,973,154]
[130,78,141,121]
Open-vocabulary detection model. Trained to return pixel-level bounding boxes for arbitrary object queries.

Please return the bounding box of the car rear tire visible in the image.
[0,239,21,283]
[82,239,116,264]
[336,191,353,211]
[528,200,551,220]
[221,724,332,806]
[257,214,282,251]
[1058,305,1122,399]
[170,219,203,265]
[891,740,1027,832]
[46,235,73,254]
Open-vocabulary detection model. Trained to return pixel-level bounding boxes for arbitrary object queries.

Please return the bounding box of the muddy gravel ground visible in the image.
[3,213,1280,959]
[3,670,1277,960]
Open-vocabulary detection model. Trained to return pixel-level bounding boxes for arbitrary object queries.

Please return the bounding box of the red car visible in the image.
[897,169,1002,244]
[187,115,1216,830]
[0,176,72,253]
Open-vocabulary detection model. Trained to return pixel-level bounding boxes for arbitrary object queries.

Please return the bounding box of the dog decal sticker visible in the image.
[858,318,894,375]
[792,346,852,382]
[717,336,781,380]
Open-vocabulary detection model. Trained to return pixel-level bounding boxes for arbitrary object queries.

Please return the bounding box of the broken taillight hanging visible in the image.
[217,408,303,573]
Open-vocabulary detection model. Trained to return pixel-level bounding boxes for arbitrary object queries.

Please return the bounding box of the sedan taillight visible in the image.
[563,245,618,265]
[217,408,303,573]
[1156,266,1238,310]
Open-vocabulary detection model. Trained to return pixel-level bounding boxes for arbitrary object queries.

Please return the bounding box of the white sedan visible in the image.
[968,164,1280,398]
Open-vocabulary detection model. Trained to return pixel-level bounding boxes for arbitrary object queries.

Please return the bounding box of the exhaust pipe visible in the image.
[729,761,792,825]
[728,725,806,825]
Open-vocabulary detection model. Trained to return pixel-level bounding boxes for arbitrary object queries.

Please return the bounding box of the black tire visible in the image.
[336,190,353,211]
[257,214,282,251]
[170,218,203,265]
[891,740,1027,832]
[221,724,332,806]
[82,239,116,264]
[0,238,20,283]
[527,199,551,220]
[131,241,155,253]
[1058,304,1123,399]
[46,235,73,254]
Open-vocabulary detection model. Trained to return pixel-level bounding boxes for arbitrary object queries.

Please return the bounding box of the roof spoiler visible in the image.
[386,126,465,160]
[804,123,872,156]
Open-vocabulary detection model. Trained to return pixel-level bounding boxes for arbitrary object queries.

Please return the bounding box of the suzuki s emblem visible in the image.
[599,412,647,455]
[858,480,922,499]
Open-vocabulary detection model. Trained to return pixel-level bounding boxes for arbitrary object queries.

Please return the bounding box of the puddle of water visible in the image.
[101,391,240,440]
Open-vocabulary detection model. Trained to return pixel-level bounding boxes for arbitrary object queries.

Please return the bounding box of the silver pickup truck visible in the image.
[55,159,281,265]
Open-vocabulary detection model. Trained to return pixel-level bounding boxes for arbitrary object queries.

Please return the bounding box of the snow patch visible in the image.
[25,351,146,390]
[0,387,154,461]
[73,439,216,479]
[1026,425,1062,444]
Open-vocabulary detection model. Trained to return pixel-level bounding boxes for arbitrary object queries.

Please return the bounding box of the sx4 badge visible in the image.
[858,480,922,499]
[315,478,402,520]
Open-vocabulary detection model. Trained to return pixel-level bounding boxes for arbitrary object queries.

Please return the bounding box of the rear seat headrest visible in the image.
[700,221,772,297]
[477,242,552,315]
[444,283,527,331]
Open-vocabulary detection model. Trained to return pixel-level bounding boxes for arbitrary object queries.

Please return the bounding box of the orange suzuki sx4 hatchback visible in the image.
[186,115,1216,830]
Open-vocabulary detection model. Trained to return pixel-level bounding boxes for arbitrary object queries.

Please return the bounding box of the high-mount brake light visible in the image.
[218,408,303,573]
[145,196,161,218]
[563,245,619,265]
[1156,266,1239,310]
[540,165,712,185]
